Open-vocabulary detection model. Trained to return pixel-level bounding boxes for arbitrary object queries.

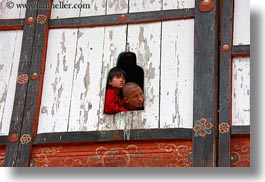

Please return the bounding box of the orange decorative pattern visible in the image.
[230,137,250,167]
[0,147,5,167]
[31,140,192,167]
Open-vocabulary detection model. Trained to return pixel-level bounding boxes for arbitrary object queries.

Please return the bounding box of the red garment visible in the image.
[104,88,128,114]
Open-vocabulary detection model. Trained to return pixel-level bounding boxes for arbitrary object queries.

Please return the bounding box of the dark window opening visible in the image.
[104,51,144,114]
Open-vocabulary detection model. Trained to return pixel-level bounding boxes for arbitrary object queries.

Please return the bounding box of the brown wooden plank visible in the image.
[218,0,234,167]
[31,140,192,167]
[49,8,194,29]
[192,0,218,167]
[33,128,192,145]
[3,0,39,167]
[15,0,52,167]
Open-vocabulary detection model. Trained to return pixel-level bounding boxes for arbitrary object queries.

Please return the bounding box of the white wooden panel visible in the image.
[67,27,105,131]
[163,0,195,10]
[0,0,27,19]
[80,0,106,17]
[0,30,23,135]
[160,19,194,129]
[96,25,127,130]
[129,0,162,13]
[106,0,128,14]
[50,0,82,19]
[127,22,161,128]
[232,57,250,125]
[233,0,250,45]
[38,29,78,133]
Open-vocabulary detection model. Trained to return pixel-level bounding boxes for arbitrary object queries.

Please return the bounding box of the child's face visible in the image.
[108,75,125,90]
[124,86,144,109]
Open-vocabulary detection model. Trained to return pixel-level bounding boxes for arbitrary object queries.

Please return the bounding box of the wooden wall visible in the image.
[37,0,195,133]
[0,31,23,135]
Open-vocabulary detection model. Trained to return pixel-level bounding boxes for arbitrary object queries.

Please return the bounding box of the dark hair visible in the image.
[106,67,126,88]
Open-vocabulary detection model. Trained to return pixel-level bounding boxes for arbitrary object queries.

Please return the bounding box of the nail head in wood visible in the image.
[9,134,19,143]
[221,44,231,52]
[119,14,127,21]
[26,17,35,25]
[199,0,214,12]
[31,73,39,80]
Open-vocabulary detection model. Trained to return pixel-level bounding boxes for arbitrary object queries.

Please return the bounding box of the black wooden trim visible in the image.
[0,136,7,146]
[232,45,250,56]
[33,128,192,145]
[218,0,234,167]
[15,0,50,167]
[0,19,24,30]
[3,0,39,167]
[192,0,218,167]
[49,8,194,28]
[231,125,250,135]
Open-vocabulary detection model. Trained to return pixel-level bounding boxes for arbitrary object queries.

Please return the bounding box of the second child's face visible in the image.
[108,75,125,90]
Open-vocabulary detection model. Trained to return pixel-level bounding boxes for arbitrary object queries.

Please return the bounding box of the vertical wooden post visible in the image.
[192,0,219,167]
[15,0,51,167]
[3,0,38,167]
[218,0,234,167]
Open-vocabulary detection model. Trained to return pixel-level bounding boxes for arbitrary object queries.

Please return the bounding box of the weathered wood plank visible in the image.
[106,0,128,15]
[50,0,82,19]
[129,0,162,13]
[233,0,250,45]
[0,31,23,136]
[4,0,38,167]
[0,0,27,19]
[231,125,250,135]
[218,0,233,167]
[192,0,218,167]
[33,128,192,144]
[0,136,7,145]
[163,0,195,10]
[97,25,127,131]
[49,9,195,29]
[50,0,106,19]
[31,140,192,167]
[38,29,78,133]
[127,22,161,128]
[0,19,24,30]
[67,27,105,131]
[232,45,250,57]
[160,19,194,129]
[232,57,250,125]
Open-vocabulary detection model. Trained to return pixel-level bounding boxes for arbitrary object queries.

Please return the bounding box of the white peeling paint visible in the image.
[0,0,27,19]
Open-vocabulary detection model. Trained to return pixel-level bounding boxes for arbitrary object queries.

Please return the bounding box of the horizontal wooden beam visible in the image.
[0,136,7,146]
[49,8,194,29]
[33,128,192,144]
[232,45,250,57]
[0,19,24,30]
[231,125,250,135]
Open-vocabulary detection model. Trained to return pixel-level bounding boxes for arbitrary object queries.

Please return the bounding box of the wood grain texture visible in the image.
[31,140,192,167]
[233,0,250,45]
[0,146,5,166]
[230,137,250,167]
[232,57,250,126]
[0,0,27,19]
[160,19,194,129]
[163,0,195,10]
[0,31,23,136]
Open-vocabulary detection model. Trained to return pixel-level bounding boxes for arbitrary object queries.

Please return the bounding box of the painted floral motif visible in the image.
[32,147,62,167]
[231,139,250,167]
[193,118,213,137]
[17,74,29,84]
[157,143,192,167]
[37,14,47,24]
[219,122,230,134]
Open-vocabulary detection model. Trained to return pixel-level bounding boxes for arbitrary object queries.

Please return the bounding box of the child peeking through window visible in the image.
[104,67,128,114]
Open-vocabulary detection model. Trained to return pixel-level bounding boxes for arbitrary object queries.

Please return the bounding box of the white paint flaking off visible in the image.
[127,22,161,128]
[160,20,194,129]
[163,0,195,10]
[107,0,128,14]
[0,0,26,19]
[50,0,82,19]
[38,29,78,133]
[129,0,162,13]
[232,57,250,125]
[0,30,23,135]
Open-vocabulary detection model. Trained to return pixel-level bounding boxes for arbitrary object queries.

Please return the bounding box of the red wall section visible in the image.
[31,140,192,167]
[0,146,5,167]
[230,137,250,167]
